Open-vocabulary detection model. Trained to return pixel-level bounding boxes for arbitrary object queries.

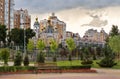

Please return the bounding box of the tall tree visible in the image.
[50,39,58,62]
[27,39,34,52]
[66,38,76,61]
[0,24,7,46]
[109,25,119,37]
[0,48,10,65]
[36,39,46,63]
[26,28,35,44]
[10,28,35,48]
[109,35,120,61]
[10,28,24,46]
[37,39,45,53]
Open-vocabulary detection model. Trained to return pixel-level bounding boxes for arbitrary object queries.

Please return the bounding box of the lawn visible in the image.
[56,60,120,69]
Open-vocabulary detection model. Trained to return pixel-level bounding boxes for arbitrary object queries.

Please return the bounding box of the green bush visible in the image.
[81,60,93,65]
[37,52,45,63]
[53,56,57,62]
[68,55,72,61]
[97,57,117,67]
[0,66,36,72]
[0,48,10,65]
[59,65,91,70]
[14,52,22,66]
[23,54,29,66]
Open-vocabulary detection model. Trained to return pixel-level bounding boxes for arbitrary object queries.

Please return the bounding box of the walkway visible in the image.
[0,68,120,79]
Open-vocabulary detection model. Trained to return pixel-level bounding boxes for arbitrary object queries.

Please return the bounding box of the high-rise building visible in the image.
[14,9,31,29]
[0,0,14,30]
[0,0,5,25]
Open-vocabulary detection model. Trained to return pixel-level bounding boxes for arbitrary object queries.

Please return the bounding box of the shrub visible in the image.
[68,55,72,61]
[0,48,10,65]
[37,52,45,63]
[81,60,93,65]
[0,66,36,72]
[59,65,91,70]
[14,52,22,66]
[23,54,29,66]
[97,57,117,67]
[53,56,57,62]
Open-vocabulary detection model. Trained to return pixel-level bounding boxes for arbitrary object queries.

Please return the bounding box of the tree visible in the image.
[23,54,29,66]
[9,28,35,52]
[27,39,34,52]
[0,24,7,47]
[50,39,58,62]
[0,48,10,65]
[36,39,45,63]
[10,28,24,46]
[37,39,45,53]
[109,35,120,60]
[14,52,22,66]
[26,28,35,44]
[66,38,76,61]
[109,25,119,37]
[97,45,116,67]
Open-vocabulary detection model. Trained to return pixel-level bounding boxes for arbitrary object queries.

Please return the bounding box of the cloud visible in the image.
[15,0,120,14]
[82,10,108,27]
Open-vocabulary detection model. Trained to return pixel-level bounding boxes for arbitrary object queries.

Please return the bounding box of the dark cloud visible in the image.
[15,0,120,13]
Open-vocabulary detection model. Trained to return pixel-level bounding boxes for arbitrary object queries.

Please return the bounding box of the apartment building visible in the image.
[14,9,31,29]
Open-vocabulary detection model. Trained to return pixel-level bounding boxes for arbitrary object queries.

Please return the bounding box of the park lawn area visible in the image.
[57,60,82,66]
[57,60,120,69]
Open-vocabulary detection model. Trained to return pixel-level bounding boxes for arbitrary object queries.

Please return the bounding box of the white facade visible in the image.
[36,13,66,46]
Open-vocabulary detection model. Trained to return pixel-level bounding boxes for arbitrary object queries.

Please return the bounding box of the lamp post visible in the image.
[33,17,40,61]
[24,26,26,55]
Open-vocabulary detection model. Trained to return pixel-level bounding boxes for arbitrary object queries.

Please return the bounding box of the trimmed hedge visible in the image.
[59,65,91,70]
[0,66,36,72]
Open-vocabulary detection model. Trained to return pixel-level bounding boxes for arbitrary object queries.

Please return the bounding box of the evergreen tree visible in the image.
[109,25,119,37]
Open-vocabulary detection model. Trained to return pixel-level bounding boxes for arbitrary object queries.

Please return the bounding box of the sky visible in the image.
[15,0,120,37]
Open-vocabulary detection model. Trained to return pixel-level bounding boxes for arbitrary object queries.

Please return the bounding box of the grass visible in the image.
[56,60,120,69]
[57,60,82,66]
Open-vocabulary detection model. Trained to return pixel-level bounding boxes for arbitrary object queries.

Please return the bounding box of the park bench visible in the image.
[34,63,60,73]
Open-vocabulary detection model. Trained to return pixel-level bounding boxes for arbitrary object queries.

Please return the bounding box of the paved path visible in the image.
[0,68,120,79]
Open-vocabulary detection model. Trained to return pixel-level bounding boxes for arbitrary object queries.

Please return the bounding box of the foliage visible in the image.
[23,54,29,66]
[50,39,58,62]
[0,24,7,45]
[25,28,36,44]
[66,38,76,52]
[66,38,76,61]
[27,39,34,51]
[14,52,22,66]
[97,57,117,67]
[37,52,45,63]
[37,39,45,52]
[109,25,119,37]
[0,66,36,72]
[9,28,35,46]
[81,60,93,65]
[59,65,91,70]
[50,39,58,53]
[97,45,116,67]
[10,28,24,46]
[109,35,120,55]
[0,48,10,65]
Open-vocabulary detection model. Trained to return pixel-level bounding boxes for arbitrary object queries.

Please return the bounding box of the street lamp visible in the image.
[33,17,40,61]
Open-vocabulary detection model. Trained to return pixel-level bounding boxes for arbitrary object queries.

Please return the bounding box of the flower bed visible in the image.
[37,69,96,73]
[0,65,96,74]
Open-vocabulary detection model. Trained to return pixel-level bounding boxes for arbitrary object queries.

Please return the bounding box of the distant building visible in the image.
[80,28,108,47]
[14,9,31,29]
[33,13,66,46]
[0,0,14,30]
